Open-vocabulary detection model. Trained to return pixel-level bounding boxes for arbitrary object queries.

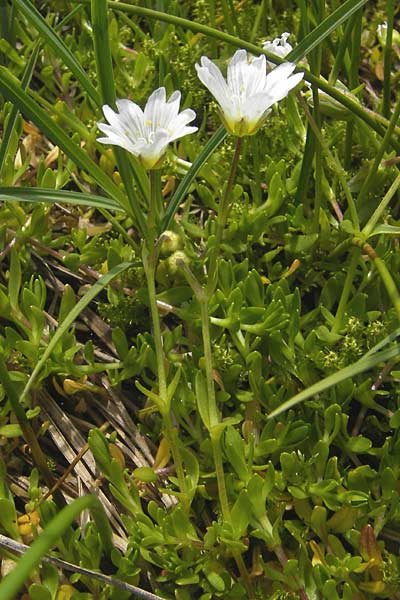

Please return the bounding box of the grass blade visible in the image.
[0,358,67,510]
[0,533,164,600]
[357,95,400,210]
[268,339,400,419]
[0,5,84,177]
[0,67,131,213]
[0,0,9,43]
[162,126,227,231]
[0,44,39,177]
[0,4,85,179]
[382,0,395,118]
[20,262,133,406]
[0,187,123,211]
[14,0,100,105]
[0,496,112,600]
[286,0,368,63]
[329,15,355,84]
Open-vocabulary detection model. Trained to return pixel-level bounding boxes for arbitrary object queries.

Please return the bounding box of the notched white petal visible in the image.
[196,49,303,136]
[167,90,181,105]
[97,87,196,168]
[266,61,297,84]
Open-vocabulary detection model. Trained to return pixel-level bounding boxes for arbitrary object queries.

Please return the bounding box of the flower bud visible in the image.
[159,230,183,257]
[156,250,190,285]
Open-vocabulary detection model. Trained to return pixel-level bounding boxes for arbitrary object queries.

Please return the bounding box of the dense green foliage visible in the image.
[0,1,400,599]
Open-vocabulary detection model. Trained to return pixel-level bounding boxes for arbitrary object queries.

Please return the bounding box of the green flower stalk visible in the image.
[97,87,197,500]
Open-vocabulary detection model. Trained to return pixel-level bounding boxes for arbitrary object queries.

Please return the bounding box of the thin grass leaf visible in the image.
[0,44,39,177]
[0,358,67,510]
[357,96,400,210]
[368,224,400,238]
[0,67,130,213]
[91,0,147,235]
[383,0,395,118]
[14,0,100,105]
[363,170,400,238]
[162,126,227,231]
[0,0,9,43]
[343,8,362,169]
[287,0,368,63]
[0,534,165,600]
[295,123,315,205]
[0,187,123,211]
[329,15,355,84]
[363,327,400,358]
[0,1,84,176]
[268,342,400,419]
[0,496,112,600]
[20,262,133,405]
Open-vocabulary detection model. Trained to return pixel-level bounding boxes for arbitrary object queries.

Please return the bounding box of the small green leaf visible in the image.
[284,233,319,253]
[368,224,400,237]
[322,580,340,600]
[0,498,19,539]
[195,370,210,431]
[181,447,199,502]
[264,171,283,216]
[224,427,249,483]
[346,436,372,453]
[381,467,396,500]
[205,571,225,592]
[0,424,23,438]
[133,467,158,483]
[167,366,182,404]
[28,584,52,600]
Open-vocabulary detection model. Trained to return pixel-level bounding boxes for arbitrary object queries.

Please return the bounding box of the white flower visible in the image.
[97,87,197,169]
[377,21,400,47]
[195,49,303,137]
[263,32,293,69]
[377,21,387,40]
